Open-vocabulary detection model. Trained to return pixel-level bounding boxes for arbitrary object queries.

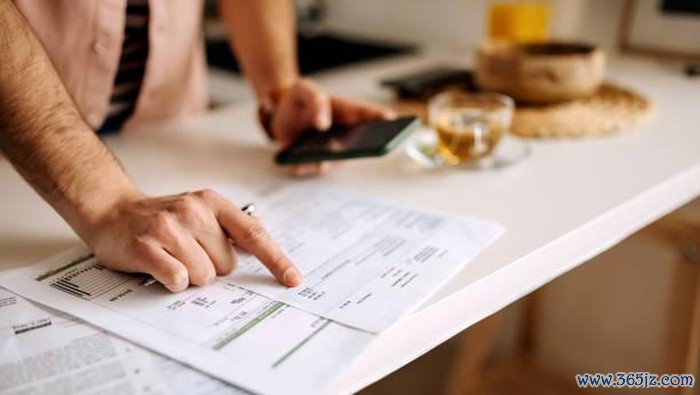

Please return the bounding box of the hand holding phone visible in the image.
[275,116,419,164]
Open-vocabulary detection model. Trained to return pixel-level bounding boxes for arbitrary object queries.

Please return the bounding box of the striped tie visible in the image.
[99,0,149,134]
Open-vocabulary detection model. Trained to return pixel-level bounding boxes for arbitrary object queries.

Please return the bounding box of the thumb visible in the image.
[312,95,332,131]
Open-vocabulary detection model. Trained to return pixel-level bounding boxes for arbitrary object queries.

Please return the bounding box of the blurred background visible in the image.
[202,1,700,394]
[205,0,622,74]
[202,0,699,108]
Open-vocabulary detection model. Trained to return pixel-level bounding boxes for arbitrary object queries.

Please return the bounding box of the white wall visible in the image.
[323,0,623,50]
[323,0,490,48]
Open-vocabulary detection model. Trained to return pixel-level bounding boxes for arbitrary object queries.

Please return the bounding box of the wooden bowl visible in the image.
[476,41,605,104]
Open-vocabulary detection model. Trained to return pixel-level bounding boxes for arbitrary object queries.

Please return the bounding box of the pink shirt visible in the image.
[13,0,208,131]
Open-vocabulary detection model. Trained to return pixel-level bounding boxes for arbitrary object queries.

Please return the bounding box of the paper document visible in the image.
[0,184,503,394]
[0,252,373,395]
[220,185,504,332]
[0,288,245,395]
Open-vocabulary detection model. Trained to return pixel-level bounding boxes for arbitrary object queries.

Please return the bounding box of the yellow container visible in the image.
[488,2,549,42]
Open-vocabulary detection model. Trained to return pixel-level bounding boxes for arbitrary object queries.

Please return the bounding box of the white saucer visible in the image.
[404,130,531,170]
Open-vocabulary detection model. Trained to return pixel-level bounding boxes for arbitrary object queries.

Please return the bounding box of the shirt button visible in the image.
[92,38,110,54]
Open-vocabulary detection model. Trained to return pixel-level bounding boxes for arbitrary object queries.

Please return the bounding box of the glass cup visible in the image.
[428,91,514,165]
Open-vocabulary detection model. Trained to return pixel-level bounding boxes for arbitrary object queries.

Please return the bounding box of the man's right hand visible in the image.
[84,189,302,292]
[1,1,301,292]
[1,1,301,291]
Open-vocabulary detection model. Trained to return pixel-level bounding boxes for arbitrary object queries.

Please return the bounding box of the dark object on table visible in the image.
[685,64,700,77]
[207,34,415,75]
[275,116,419,164]
[661,0,700,15]
[380,67,478,100]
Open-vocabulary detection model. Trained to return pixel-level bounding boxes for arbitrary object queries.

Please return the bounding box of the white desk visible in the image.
[1,53,698,393]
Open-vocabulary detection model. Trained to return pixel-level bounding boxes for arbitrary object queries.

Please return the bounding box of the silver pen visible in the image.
[141,203,257,287]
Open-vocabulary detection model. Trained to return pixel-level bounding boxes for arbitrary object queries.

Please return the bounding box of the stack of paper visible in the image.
[0,184,503,394]
[0,288,247,394]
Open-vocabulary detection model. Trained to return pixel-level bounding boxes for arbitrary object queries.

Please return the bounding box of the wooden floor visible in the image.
[358,343,592,395]
[476,357,590,395]
[358,333,458,395]
[360,337,697,395]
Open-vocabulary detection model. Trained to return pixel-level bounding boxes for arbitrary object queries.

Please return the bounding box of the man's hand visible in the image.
[220,1,396,176]
[85,189,302,292]
[2,0,302,294]
[270,78,397,177]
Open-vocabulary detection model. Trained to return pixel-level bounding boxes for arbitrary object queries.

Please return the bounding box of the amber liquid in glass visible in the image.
[435,111,506,164]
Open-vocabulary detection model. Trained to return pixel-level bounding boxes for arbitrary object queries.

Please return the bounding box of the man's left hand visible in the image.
[269,78,396,176]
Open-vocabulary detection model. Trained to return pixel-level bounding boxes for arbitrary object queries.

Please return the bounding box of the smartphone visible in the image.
[275,116,419,164]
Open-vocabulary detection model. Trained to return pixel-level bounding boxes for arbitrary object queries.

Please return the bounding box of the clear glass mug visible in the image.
[427,91,514,165]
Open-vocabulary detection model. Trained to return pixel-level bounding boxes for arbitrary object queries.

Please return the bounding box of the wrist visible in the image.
[67,178,144,241]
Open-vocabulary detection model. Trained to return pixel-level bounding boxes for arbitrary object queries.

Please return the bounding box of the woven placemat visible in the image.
[511,83,653,138]
[394,82,653,139]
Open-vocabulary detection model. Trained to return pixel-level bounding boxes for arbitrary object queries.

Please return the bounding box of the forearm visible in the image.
[0,0,139,239]
[219,0,299,99]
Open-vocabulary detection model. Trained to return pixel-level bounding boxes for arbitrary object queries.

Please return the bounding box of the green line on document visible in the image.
[35,254,95,282]
[211,301,285,351]
[272,320,332,369]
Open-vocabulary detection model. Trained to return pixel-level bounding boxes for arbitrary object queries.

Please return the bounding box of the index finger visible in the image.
[331,96,397,124]
[201,191,302,287]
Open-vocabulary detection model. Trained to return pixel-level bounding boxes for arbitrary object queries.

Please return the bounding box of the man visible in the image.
[0,0,395,292]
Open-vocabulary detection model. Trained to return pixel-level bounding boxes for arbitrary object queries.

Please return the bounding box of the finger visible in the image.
[316,162,330,174]
[232,216,301,287]
[141,245,190,292]
[331,96,397,125]
[314,103,332,131]
[205,194,302,287]
[292,164,324,177]
[162,225,217,287]
[195,227,238,276]
[272,80,332,148]
[297,79,332,130]
[173,195,237,276]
